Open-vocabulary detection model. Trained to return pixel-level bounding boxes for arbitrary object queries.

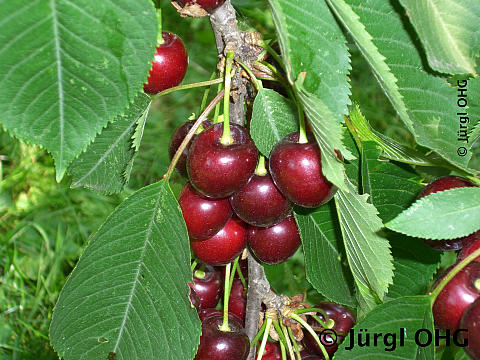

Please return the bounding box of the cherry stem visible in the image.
[263,42,284,73]
[280,341,287,360]
[289,313,330,360]
[220,262,232,332]
[156,10,164,46]
[294,308,332,329]
[250,320,267,346]
[229,257,240,291]
[255,156,267,176]
[151,77,223,102]
[287,327,301,360]
[430,247,480,303]
[256,318,273,360]
[279,320,296,360]
[221,52,235,146]
[236,263,247,289]
[164,89,225,180]
[297,100,308,144]
[190,259,198,272]
[213,81,224,124]
[272,319,289,351]
[236,59,262,91]
[194,269,205,279]
[199,70,218,113]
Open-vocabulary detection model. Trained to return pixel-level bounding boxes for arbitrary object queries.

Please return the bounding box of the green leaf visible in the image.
[69,93,151,194]
[387,234,441,299]
[250,88,298,157]
[294,203,355,306]
[386,187,480,240]
[0,0,157,181]
[50,181,201,360]
[335,296,434,360]
[338,0,474,170]
[399,0,480,75]
[267,0,351,123]
[335,182,394,301]
[343,129,361,188]
[360,142,424,222]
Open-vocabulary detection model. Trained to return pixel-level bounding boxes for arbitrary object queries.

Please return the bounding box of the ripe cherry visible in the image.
[144,32,188,94]
[230,169,291,227]
[187,123,258,198]
[190,217,247,266]
[194,315,249,360]
[179,183,232,240]
[269,132,336,208]
[255,341,282,360]
[303,302,355,357]
[228,278,246,323]
[459,233,480,262]
[460,297,480,359]
[169,120,212,177]
[192,265,223,308]
[188,284,202,310]
[176,0,226,12]
[418,176,478,251]
[197,308,244,324]
[247,215,301,265]
[302,356,324,360]
[432,262,480,332]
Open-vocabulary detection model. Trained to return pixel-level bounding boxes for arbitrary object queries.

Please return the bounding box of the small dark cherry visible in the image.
[418,176,478,251]
[190,217,247,266]
[459,233,480,262]
[303,302,356,357]
[194,315,249,360]
[169,120,212,177]
[176,0,226,12]
[197,308,244,324]
[460,297,480,360]
[144,32,188,94]
[432,262,480,332]
[248,215,301,265]
[230,173,291,227]
[179,183,232,240]
[269,132,336,208]
[255,341,282,360]
[192,265,223,309]
[187,123,258,198]
[228,278,246,322]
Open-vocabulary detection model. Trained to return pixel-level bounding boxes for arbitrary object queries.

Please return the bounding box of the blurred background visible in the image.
[0,0,411,358]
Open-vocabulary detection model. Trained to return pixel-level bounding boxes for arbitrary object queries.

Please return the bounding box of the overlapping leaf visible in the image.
[0,0,157,180]
[69,93,151,193]
[294,203,355,306]
[386,187,480,239]
[50,181,201,360]
[399,0,480,75]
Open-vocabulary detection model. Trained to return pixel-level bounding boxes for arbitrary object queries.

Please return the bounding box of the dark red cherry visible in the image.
[269,132,336,208]
[255,341,282,360]
[459,232,480,262]
[228,278,246,323]
[192,265,223,309]
[191,217,247,266]
[144,32,188,94]
[302,356,324,360]
[179,183,232,240]
[418,176,478,251]
[187,123,258,198]
[432,262,480,332]
[303,302,355,357]
[247,215,301,265]
[194,316,249,360]
[176,0,226,12]
[460,297,480,359]
[197,308,244,324]
[169,120,212,177]
[230,173,291,227]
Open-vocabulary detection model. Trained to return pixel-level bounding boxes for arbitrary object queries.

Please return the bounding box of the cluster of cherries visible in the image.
[417,176,480,360]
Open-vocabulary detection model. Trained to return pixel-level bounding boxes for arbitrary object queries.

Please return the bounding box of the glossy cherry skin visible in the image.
[169,120,212,177]
[194,315,249,360]
[144,32,188,94]
[190,217,247,266]
[303,302,356,357]
[230,173,291,227]
[432,262,480,332]
[460,297,480,359]
[188,284,202,310]
[179,183,232,240]
[176,0,226,12]
[192,265,223,308]
[247,215,301,265]
[187,123,258,198]
[228,278,246,323]
[459,232,480,262]
[269,132,336,208]
[197,308,244,324]
[418,176,478,251]
[255,342,282,360]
